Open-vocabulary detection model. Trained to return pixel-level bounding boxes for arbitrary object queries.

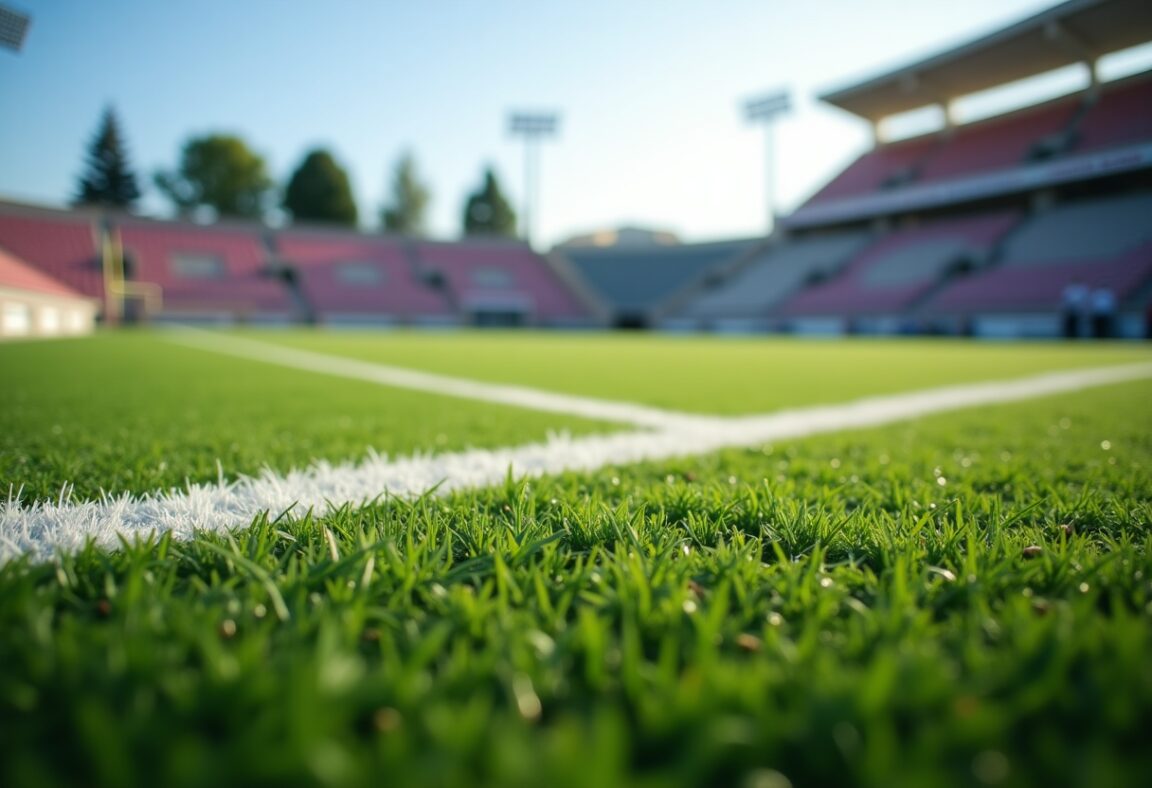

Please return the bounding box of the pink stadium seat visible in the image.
[805,135,939,203]
[0,208,104,299]
[925,192,1152,313]
[1075,72,1152,153]
[917,95,1078,182]
[277,233,453,322]
[926,245,1152,312]
[779,212,1019,316]
[414,241,587,322]
[119,221,292,317]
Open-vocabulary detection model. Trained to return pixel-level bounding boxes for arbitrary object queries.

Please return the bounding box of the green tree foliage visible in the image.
[462,166,517,237]
[74,107,141,209]
[380,151,431,235]
[283,148,359,227]
[155,134,273,219]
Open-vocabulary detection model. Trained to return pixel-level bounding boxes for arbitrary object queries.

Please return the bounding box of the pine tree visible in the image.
[283,148,358,226]
[462,167,517,237]
[75,107,141,209]
[381,152,431,235]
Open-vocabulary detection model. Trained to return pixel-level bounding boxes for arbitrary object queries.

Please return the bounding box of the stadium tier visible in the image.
[117,220,294,323]
[274,232,453,326]
[776,212,1019,327]
[672,233,870,329]
[800,86,1126,215]
[557,239,756,326]
[806,136,939,203]
[412,240,590,326]
[1075,69,1152,152]
[921,191,1152,331]
[0,202,104,300]
[917,95,1079,182]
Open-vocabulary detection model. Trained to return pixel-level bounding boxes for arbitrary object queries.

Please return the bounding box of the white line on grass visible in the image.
[3,360,1151,564]
[165,330,714,430]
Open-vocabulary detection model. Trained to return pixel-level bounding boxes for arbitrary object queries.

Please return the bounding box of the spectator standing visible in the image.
[1090,286,1117,339]
[1061,281,1088,339]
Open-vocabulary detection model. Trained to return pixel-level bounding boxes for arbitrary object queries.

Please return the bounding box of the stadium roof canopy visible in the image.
[820,0,1152,121]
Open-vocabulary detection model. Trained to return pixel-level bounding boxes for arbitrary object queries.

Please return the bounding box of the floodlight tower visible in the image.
[508,112,559,248]
[744,90,791,234]
[0,4,32,51]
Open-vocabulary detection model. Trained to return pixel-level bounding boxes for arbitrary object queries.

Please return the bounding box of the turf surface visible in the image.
[1,374,1149,788]
[7,331,1148,504]
[0,333,611,503]
[239,329,1152,414]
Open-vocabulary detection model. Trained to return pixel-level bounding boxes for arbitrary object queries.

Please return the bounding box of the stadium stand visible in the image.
[916,95,1079,182]
[118,219,294,323]
[805,136,939,203]
[274,232,454,326]
[762,0,1152,337]
[777,213,1019,329]
[0,201,103,301]
[672,233,871,330]
[557,239,756,327]
[412,240,590,326]
[1074,69,1152,153]
[921,191,1152,335]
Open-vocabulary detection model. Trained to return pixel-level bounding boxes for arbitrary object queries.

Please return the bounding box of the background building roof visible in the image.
[0,245,87,299]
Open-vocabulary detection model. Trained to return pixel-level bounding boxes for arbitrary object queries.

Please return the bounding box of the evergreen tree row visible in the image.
[74,106,518,238]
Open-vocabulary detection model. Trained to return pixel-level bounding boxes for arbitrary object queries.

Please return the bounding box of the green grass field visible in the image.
[237,329,1152,413]
[1,330,1150,788]
[0,333,612,502]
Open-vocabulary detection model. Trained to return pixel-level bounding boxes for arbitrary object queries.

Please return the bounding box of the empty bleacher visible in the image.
[778,212,1019,320]
[917,94,1080,182]
[118,219,293,322]
[413,240,588,326]
[1074,70,1152,153]
[559,239,755,325]
[0,203,104,301]
[924,191,1152,317]
[276,232,454,325]
[676,233,871,327]
[806,136,939,204]
[801,70,1152,215]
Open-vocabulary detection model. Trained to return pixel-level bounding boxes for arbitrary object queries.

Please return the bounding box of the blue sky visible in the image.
[0,0,1141,245]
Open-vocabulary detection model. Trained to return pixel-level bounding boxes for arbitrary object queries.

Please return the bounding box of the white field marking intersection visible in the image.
[3,352,1151,564]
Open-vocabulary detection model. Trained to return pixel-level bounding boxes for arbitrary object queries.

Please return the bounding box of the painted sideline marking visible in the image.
[166,330,714,430]
[3,360,1150,564]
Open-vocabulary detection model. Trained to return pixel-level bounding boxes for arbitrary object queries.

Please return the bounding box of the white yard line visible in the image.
[165,330,714,430]
[3,359,1151,564]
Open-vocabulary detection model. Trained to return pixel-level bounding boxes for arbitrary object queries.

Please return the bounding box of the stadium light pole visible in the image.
[508,112,559,248]
[744,90,791,234]
[0,4,32,51]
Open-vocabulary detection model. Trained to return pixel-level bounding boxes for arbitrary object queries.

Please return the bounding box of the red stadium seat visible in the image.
[0,206,104,300]
[119,220,293,321]
[276,232,453,324]
[778,212,1019,317]
[413,240,588,325]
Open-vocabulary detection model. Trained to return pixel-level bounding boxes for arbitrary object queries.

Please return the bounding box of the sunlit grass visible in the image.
[2,379,1149,787]
[240,329,1152,413]
[0,332,610,502]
